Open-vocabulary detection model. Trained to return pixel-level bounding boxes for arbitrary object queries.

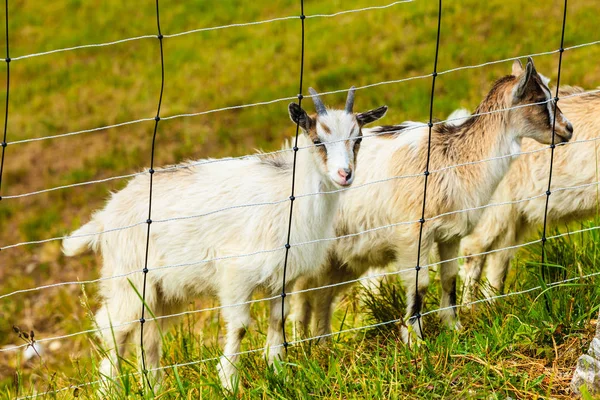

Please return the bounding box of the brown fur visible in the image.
[462,87,600,299]
[318,122,332,134]
[386,72,570,224]
[292,63,573,343]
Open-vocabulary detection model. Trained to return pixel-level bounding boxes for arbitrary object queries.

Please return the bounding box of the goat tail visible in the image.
[62,218,103,257]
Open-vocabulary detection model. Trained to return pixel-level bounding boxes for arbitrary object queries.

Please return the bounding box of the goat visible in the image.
[291,58,573,343]
[461,85,600,302]
[61,88,387,390]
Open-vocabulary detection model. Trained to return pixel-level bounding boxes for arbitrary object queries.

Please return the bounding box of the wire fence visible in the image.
[0,0,9,203]
[279,0,306,356]
[135,0,165,388]
[13,265,600,400]
[4,40,599,148]
[412,0,442,335]
[539,0,569,306]
[1,0,599,397]
[1,91,598,252]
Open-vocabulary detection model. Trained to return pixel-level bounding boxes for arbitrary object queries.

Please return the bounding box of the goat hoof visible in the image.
[314,334,332,347]
[217,356,238,392]
[400,325,424,347]
[461,294,474,306]
[453,320,463,331]
[263,351,282,368]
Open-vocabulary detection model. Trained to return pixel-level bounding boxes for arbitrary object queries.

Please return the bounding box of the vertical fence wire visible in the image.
[0,0,9,203]
[540,0,568,305]
[139,0,165,391]
[411,0,442,337]
[281,0,305,352]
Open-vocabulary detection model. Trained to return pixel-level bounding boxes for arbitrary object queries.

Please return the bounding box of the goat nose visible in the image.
[566,122,573,134]
[338,168,351,181]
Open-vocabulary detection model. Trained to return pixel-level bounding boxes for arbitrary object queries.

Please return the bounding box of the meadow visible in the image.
[1,0,600,398]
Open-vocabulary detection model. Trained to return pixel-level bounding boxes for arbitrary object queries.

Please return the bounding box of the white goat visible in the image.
[61,88,387,390]
[292,58,574,342]
[461,85,600,302]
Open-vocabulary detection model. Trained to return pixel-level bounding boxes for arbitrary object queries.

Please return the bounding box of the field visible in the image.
[1,0,600,398]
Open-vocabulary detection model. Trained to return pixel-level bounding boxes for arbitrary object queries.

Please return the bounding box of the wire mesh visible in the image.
[539,0,569,308]
[2,0,597,397]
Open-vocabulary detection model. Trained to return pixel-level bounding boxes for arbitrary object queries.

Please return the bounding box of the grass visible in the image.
[6,227,600,399]
[1,0,600,398]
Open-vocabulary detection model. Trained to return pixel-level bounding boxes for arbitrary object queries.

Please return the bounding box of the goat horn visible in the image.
[308,87,327,116]
[345,86,356,114]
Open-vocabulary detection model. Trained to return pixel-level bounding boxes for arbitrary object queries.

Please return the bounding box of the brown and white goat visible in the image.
[291,58,573,342]
[61,88,387,390]
[461,86,600,302]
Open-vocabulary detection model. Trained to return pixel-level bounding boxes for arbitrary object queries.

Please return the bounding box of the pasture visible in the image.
[1,0,600,398]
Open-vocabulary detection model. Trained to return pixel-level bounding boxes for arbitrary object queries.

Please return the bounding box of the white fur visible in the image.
[291,68,573,344]
[291,120,524,342]
[62,108,364,390]
[318,110,360,185]
[461,89,600,301]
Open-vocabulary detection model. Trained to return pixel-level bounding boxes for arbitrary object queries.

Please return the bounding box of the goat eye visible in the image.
[313,139,322,145]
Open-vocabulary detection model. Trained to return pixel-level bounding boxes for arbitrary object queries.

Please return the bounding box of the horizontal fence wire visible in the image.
[2,90,599,253]
[1,171,146,199]
[10,35,158,61]
[5,41,600,147]
[9,0,414,62]
[2,170,600,302]
[14,263,600,400]
[4,84,600,202]
[1,221,147,251]
[0,174,600,300]
[3,220,600,354]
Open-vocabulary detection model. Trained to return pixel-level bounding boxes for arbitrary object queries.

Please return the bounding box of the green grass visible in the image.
[6,225,600,399]
[1,0,600,398]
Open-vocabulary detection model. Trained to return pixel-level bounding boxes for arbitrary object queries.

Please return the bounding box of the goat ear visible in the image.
[511,59,524,76]
[526,56,538,75]
[356,106,388,126]
[288,103,314,131]
[513,59,534,100]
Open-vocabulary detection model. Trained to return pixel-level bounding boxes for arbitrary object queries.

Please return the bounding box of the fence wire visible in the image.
[539,0,569,311]
[3,0,599,397]
[410,0,442,339]
[3,89,600,254]
[9,0,414,62]
[6,186,600,355]
[0,0,9,201]
[279,0,306,355]
[2,174,600,307]
[14,263,600,400]
[135,0,165,392]
[5,41,599,147]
